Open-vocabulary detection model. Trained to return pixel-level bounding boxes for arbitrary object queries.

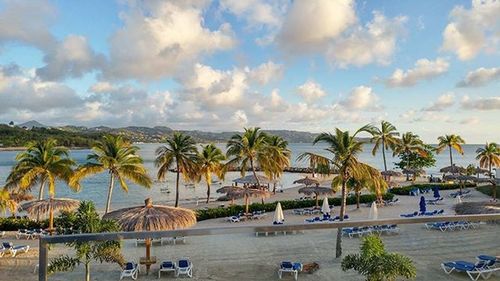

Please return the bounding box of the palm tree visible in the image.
[393,132,427,181]
[364,121,400,172]
[48,201,124,281]
[226,127,269,188]
[155,133,198,207]
[436,134,466,168]
[476,143,500,178]
[6,139,75,200]
[262,135,291,193]
[197,144,226,203]
[70,135,152,214]
[0,188,17,214]
[298,126,384,258]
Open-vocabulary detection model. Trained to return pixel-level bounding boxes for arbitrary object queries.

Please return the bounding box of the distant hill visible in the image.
[17,120,49,129]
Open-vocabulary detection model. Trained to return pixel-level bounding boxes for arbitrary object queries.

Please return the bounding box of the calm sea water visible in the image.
[0,143,485,210]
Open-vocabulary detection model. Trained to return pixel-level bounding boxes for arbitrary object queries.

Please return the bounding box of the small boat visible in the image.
[160,188,171,193]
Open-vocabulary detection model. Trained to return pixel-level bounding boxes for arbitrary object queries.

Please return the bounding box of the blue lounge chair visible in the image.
[441,260,491,280]
[176,258,193,278]
[400,211,418,218]
[158,260,176,278]
[120,261,139,280]
[1,242,30,257]
[278,261,303,280]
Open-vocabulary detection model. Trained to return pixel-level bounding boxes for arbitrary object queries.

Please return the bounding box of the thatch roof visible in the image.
[19,198,79,217]
[402,168,425,175]
[443,174,477,181]
[9,192,34,203]
[381,170,402,177]
[226,187,271,200]
[454,202,500,215]
[103,198,196,232]
[293,177,319,186]
[233,174,276,185]
[298,186,334,196]
[440,165,466,174]
[216,186,238,194]
[473,167,489,174]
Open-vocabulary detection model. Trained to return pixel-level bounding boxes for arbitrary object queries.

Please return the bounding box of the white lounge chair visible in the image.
[176,258,193,278]
[158,260,176,278]
[16,229,33,240]
[278,261,303,280]
[2,242,30,257]
[120,261,139,280]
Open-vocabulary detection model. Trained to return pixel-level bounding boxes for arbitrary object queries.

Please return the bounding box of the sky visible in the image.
[0,0,499,143]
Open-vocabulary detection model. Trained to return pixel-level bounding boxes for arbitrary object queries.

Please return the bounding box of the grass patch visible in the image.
[476,185,499,198]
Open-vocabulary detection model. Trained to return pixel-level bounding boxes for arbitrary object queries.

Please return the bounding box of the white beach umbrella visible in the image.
[321,197,330,215]
[273,202,284,224]
[456,195,462,204]
[368,202,378,220]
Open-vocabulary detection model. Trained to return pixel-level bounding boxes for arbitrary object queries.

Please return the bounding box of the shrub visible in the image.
[0,217,47,231]
[196,193,394,221]
[476,185,499,198]
[389,183,476,196]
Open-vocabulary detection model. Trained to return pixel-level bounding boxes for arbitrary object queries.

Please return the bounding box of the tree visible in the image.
[0,188,17,214]
[436,134,465,168]
[196,144,226,203]
[70,135,152,214]
[476,143,500,201]
[393,133,427,181]
[155,133,198,207]
[6,139,75,200]
[261,135,291,193]
[342,235,416,281]
[298,126,385,258]
[48,201,124,281]
[394,144,436,178]
[364,121,400,172]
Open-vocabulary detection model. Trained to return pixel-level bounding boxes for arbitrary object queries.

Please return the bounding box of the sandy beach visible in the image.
[1,187,498,281]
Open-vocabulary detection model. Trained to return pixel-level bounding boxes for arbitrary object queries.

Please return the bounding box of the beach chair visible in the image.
[476,255,498,268]
[425,222,449,232]
[176,258,193,278]
[278,261,303,280]
[1,242,30,257]
[120,261,139,280]
[441,260,490,280]
[158,260,176,278]
[400,211,418,218]
[16,229,33,240]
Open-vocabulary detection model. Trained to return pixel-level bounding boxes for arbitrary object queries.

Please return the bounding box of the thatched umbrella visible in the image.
[443,174,477,194]
[226,187,270,214]
[472,167,489,177]
[402,168,425,181]
[233,175,276,186]
[103,198,196,274]
[293,176,319,187]
[298,186,335,207]
[216,186,242,205]
[19,198,79,232]
[440,165,466,174]
[381,170,402,182]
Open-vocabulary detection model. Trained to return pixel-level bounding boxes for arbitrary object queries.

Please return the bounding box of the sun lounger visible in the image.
[16,229,33,240]
[176,258,193,278]
[426,197,443,205]
[1,242,30,257]
[400,211,418,218]
[158,260,176,278]
[120,261,139,280]
[441,260,493,280]
[384,198,399,206]
[278,261,303,280]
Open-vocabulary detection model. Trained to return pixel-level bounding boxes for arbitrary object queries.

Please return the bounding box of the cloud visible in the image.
[326,12,407,67]
[422,92,455,111]
[461,96,500,110]
[384,58,449,87]
[296,80,326,104]
[337,86,381,111]
[277,0,356,52]
[104,0,235,80]
[219,0,285,28]
[412,112,452,123]
[36,35,104,80]
[441,0,500,60]
[460,117,480,125]
[247,61,283,85]
[457,67,500,87]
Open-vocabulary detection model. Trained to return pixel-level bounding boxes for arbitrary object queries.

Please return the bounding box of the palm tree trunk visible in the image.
[245,195,249,214]
[273,183,276,194]
[356,190,360,209]
[206,182,211,204]
[449,145,453,170]
[38,179,46,200]
[489,161,492,179]
[105,173,115,214]
[406,151,411,181]
[250,159,265,204]
[175,162,180,207]
[336,178,347,258]
[48,196,54,234]
[382,138,387,172]
[85,262,90,281]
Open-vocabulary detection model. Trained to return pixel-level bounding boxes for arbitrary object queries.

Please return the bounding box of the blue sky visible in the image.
[0,0,499,143]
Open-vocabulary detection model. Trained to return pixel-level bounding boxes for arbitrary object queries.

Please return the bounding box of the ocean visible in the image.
[0,143,486,210]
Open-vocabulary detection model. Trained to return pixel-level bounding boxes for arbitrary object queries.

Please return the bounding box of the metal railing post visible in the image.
[39,238,48,281]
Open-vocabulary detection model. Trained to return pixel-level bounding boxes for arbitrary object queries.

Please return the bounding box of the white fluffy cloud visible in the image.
[219,0,285,28]
[422,93,455,111]
[442,0,500,60]
[296,80,326,104]
[461,96,500,110]
[327,12,407,67]
[337,86,381,111]
[247,61,283,85]
[104,0,235,80]
[384,58,449,87]
[457,67,500,87]
[277,0,356,52]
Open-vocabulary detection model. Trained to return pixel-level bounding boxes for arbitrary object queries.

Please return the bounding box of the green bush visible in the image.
[0,217,47,231]
[389,183,476,196]
[476,185,499,198]
[196,193,394,221]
